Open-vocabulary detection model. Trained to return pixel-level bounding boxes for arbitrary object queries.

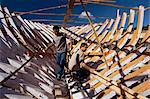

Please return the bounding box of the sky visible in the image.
[0,0,149,27]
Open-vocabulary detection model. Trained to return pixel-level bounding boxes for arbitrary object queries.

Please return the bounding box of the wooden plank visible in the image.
[34,22,55,41]
[88,8,135,59]
[141,28,150,43]
[28,21,49,46]
[71,22,107,54]
[81,64,147,99]
[73,7,145,96]
[11,15,41,51]
[86,20,109,52]
[54,85,62,96]
[97,6,144,66]
[109,12,127,44]
[101,11,121,43]
[0,6,19,45]
[124,64,150,81]
[82,44,148,97]
[89,20,109,41]
[5,94,33,99]
[133,77,150,93]
[88,55,148,91]
[3,7,27,46]
[23,20,46,49]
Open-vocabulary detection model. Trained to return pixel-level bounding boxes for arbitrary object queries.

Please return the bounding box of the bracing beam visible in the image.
[63,0,75,27]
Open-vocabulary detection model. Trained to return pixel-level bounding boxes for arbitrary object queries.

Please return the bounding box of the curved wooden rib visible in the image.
[101,12,121,43]
[80,6,146,98]
[71,20,109,54]
[0,6,19,45]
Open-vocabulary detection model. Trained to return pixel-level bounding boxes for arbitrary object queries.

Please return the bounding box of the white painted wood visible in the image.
[17,16,35,38]
[91,19,109,41]
[103,14,120,42]
[101,19,114,40]
[5,94,33,99]
[140,88,150,97]
[101,91,116,99]
[19,82,53,99]
[7,58,25,71]
[0,6,19,45]
[4,7,27,45]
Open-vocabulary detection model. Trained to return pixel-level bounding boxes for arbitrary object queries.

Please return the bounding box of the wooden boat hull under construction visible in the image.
[0,4,150,99]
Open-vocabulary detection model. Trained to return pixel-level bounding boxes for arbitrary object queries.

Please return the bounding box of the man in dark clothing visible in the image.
[53,26,67,80]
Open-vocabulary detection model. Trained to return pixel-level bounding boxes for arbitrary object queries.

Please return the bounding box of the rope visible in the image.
[30,19,73,22]
[145,7,150,10]
[14,3,82,16]
[0,56,34,85]
[15,12,66,16]
[15,12,108,19]
[80,0,110,68]
[88,1,139,10]
[87,2,150,18]
[16,5,67,15]
[0,3,82,19]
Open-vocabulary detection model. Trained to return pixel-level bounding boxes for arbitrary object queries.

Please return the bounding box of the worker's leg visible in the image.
[76,68,90,81]
[59,52,66,77]
[56,52,61,79]
[56,52,61,65]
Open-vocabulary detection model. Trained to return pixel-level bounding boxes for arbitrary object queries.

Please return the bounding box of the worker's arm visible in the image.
[76,54,80,65]
[47,43,55,48]
[27,50,46,57]
[76,54,86,68]
[27,43,55,57]
[84,52,102,56]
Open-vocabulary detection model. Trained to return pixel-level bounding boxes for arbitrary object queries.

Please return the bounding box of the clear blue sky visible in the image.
[0,0,149,27]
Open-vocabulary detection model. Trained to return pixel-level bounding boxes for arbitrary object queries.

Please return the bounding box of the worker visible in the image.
[68,43,89,81]
[52,25,67,80]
